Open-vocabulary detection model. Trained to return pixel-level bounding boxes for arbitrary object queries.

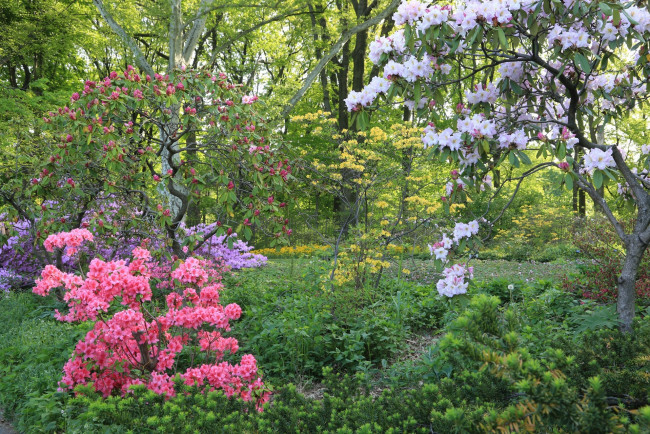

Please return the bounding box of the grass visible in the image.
[247,257,578,286]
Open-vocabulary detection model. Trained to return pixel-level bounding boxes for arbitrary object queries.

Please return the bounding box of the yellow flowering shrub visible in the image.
[287,112,454,292]
[252,244,331,258]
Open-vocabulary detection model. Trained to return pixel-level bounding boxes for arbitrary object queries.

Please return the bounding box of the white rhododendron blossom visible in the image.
[583,148,616,174]
[426,220,480,297]
[436,264,474,297]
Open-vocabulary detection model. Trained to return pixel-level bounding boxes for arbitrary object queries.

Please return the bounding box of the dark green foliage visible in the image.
[3,273,650,433]
[0,292,89,431]
[53,370,490,434]
[221,263,447,379]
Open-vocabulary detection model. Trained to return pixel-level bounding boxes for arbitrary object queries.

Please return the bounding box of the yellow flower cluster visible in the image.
[290,110,332,123]
[252,244,331,258]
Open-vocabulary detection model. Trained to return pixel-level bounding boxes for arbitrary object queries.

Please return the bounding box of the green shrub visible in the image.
[54,369,490,434]
[438,294,650,432]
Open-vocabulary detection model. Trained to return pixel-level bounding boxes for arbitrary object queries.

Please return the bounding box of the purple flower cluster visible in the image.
[0,268,32,292]
[0,216,266,291]
[188,223,267,270]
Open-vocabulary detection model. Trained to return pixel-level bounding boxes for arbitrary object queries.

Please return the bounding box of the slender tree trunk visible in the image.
[572,148,586,216]
[400,106,412,220]
[618,240,646,333]
[589,119,606,214]
[186,131,201,227]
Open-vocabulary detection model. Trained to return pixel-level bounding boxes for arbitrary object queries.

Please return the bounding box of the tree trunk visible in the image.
[589,120,606,214]
[618,240,646,333]
[572,148,586,216]
[186,131,201,227]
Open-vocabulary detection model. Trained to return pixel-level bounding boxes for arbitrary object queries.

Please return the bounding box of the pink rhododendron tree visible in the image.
[1,66,293,276]
[352,0,650,332]
[33,230,270,410]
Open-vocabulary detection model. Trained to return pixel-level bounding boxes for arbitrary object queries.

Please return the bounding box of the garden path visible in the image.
[0,409,16,434]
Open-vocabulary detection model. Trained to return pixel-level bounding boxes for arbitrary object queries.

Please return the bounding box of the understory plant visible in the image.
[564,216,650,302]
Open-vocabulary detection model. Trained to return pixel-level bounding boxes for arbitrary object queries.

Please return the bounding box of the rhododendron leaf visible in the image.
[481,140,490,154]
[497,28,508,50]
[467,27,480,48]
[413,86,421,107]
[508,152,519,168]
[565,173,573,191]
[404,25,412,45]
[593,170,603,189]
[510,81,523,95]
[519,151,532,166]
[574,53,591,74]
[603,168,618,182]
[557,143,566,160]
[598,2,612,16]
[623,9,639,26]
[613,8,621,26]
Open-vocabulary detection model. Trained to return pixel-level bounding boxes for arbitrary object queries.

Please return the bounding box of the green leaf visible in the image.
[467,27,480,47]
[593,170,603,189]
[243,226,252,240]
[565,173,573,191]
[557,142,566,160]
[599,2,612,16]
[508,152,519,168]
[497,28,508,50]
[622,9,639,26]
[574,52,591,74]
[603,168,618,182]
[613,8,621,26]
[510,81,523,95]
[518,151,532,165]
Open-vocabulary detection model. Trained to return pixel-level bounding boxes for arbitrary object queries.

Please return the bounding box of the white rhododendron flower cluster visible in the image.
[427,221,479,297]
[583,148,616,174]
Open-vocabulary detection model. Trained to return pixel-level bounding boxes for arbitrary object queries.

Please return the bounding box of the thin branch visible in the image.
[280,0,401,119]
[92,0,155,76]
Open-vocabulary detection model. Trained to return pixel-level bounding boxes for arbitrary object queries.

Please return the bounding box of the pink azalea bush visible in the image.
[42,228,94,257]
[33,230,270,410]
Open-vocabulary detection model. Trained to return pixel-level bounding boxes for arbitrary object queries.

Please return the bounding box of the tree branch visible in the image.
[280,0,401,119]
[183,0,216,64]
[92,0,155,76]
